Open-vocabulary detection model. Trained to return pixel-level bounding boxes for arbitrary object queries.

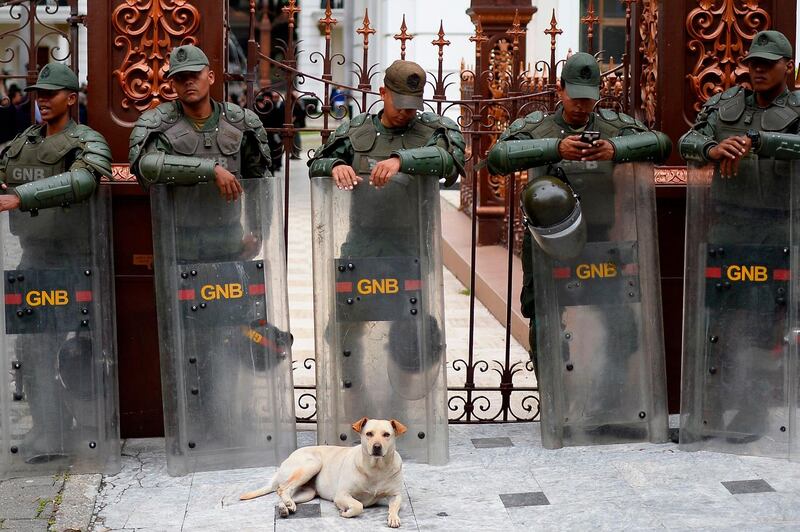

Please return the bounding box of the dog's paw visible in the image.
[277,503,290,518]
[388,515,401,528]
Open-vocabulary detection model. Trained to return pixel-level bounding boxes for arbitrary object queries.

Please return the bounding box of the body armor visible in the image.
[129,101,271,186]
[488,109,671,175]
[0,122,111,241]
[309,112,466,185]
[680,86,800,210]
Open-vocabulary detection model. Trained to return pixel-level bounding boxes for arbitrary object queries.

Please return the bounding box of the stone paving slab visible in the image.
[85,419,800,531]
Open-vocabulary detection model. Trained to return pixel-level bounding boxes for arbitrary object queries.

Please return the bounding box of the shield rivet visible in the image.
[566,363,574,371]
[340,433,347,441]
[418,432,426,439]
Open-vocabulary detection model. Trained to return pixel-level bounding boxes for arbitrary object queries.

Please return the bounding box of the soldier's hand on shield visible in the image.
[370,156,402,188]
[579,139,615,161]
[331,164,362,190]
[558,135,594,161]
[708,136,751,178]
[214,164,243,201]
[0,184,20,213]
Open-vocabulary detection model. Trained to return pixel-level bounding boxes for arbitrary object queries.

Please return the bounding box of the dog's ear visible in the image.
[351,417,369,433]
[390,419,408,436]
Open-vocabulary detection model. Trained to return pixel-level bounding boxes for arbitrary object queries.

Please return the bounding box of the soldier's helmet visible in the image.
[521,172,587,260]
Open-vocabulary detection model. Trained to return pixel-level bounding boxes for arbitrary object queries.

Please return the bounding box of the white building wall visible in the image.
[0,1,88,86]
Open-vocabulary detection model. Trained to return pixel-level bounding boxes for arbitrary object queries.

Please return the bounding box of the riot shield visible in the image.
[150,177,296,476]
[531,162,668,449]
[681,160,798,458]
[0,188,120,478]
[311,173,448,465]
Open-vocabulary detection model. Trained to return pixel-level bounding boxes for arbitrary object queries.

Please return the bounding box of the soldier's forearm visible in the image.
[756,131,800,160]
[487,138,561,175]
[610,131,672,163]
[679,129,717,162]
[138,152,216,186]
[391,146,454,179]
[308,157,346,178]
[13,168,97,212]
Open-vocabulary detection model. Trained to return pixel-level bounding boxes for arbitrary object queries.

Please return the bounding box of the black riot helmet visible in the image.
[520,170,587,260]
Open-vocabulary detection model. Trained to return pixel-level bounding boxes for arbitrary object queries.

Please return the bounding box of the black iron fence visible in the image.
[229,0,637,424]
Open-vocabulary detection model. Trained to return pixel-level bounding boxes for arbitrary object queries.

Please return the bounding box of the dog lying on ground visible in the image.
[240,417,407,528]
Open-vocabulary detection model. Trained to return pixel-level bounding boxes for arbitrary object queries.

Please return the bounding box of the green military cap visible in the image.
[384,60,426,110]
[24,63,79,92]
[166,44,210,79]
[561,52,601,100]
[744,30,793,62]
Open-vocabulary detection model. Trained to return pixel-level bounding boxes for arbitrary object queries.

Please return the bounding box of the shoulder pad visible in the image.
[417,112,460,132]
[419,112,439,125]
[224,102,246,124]
[334,118,351,137]
[508,118,527,134]
[440,115,459,131]
[446,127,466,151]
[703,91,723,108]
[720,85,743,100]
[718,88,746,122]
[350,113,369,128]
[524,111,545,125]
[242,108,263,130]
[71,125,106,144]
[617,112,635,125]
[598,108,619,122]
[134,107,161,129]
[315,117,353,156]
[789,90,800,107]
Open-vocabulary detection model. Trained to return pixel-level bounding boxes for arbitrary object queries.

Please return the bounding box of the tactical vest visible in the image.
[525,111,630,233]
[341,115,429,256]
[708,87,799,211]
[165,111,249,259]
[348,115,431,174]
[163,112,244,178]
[3,124,85,243]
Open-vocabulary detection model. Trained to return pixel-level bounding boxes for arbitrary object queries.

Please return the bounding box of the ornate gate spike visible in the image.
[394,14,414,60]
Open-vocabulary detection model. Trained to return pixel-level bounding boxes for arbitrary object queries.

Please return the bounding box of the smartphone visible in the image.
[580,131,601,144]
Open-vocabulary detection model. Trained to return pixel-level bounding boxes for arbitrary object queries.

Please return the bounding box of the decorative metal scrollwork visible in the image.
[112,0,201,112]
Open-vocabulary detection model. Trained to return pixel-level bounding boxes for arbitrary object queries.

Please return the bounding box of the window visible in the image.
[579,0,626,63]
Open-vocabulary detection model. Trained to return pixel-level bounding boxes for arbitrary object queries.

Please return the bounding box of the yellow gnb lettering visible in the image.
[356,278,400,295]
[26,290,69,307]
[727,265,768,282]
[575,263,617,280]
[200,283,244,300]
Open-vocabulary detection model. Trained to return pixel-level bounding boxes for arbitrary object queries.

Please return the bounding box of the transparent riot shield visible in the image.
[150,177,296,476]
[681,160,798,458]
[311,173,448,465]
[0,187,120,478]
[531,162,668,449]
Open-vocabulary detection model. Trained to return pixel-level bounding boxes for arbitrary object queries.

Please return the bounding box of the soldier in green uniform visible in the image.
[129,45,280,461]
[308,61,464,458]
[0,63,112,459]
[679,31,800,444]
[487,52,671,381]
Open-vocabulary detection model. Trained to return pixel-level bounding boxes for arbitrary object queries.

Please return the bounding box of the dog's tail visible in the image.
[239,473,278,501]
